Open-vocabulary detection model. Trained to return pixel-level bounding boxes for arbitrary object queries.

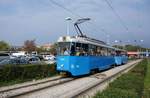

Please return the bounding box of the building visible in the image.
[127,51,150,58]
[41,43,52,51]
[127,52,138,57]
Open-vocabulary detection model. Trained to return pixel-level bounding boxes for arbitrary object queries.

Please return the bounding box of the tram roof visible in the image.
[113,48,126,52]
[57,36,126,51]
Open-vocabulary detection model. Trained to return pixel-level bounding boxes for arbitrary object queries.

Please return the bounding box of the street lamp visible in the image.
[140,40,144,43]
[106,34,110,45]
[140,40,144,57]
[65,17,72,36]
[114,40,118,43]
[113,40,119,48]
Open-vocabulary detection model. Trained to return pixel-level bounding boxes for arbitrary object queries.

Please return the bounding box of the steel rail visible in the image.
[0,76,74,98]
[71,60,142,98]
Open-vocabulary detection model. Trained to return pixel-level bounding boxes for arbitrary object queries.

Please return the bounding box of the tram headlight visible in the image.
[58,66,61,69]
[71,64,74,69]
[60,64,64,67]
[71,65,80,69]
[76,65,79,68]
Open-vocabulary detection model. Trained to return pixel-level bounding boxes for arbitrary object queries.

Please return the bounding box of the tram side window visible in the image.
[82,44,89,56]
[121,51,127,56]
[123,52,127,56]
[107,49,110,56]
[89,44,97,56]
[96,46,101,56]
[115,51,127,56]
[107,49,114,56]
[100,47,108,56]
[111,50,116,56]
[75,43,81,56]
[57,42,71,56]
[116,51,121,56]
[88,45,109,56]
[96,46,103,56]
[70,43,75,56]
[75,43,88,56]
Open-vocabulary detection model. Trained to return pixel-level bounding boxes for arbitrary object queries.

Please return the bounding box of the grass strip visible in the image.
[143,58,150,98]
[93,59,147,98]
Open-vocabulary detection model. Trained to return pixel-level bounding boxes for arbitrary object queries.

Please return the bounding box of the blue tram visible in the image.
[114,48,128,65]
[56,18,128,76]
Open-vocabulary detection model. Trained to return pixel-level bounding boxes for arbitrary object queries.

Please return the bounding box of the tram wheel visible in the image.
[60,72,71,77]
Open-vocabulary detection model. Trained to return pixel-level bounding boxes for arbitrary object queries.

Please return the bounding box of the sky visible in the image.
[0,0,150,47]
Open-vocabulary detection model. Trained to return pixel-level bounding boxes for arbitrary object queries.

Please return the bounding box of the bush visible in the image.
[0,64,57,86]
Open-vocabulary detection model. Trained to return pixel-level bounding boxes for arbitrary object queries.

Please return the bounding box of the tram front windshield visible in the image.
[57,42,75,56]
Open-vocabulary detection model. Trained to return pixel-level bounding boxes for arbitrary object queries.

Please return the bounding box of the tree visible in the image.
[50,43,57,55]
[23,40,36,53]
[113,44,150,51]
[0,41,10,51]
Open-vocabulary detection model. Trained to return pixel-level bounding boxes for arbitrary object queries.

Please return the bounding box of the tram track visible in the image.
[69,59,142,98]
[0,76,74,98]
[0,76,61,93]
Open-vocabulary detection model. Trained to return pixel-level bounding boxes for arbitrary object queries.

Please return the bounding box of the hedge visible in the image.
[93,59,147,98]
[0,64,57,86]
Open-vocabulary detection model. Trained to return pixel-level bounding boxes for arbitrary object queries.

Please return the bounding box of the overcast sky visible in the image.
[0,0,150,47]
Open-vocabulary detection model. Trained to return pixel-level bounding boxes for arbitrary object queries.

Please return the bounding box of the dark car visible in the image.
[27,57,41,64]
[0,53,10,62]
[0,58,29,66]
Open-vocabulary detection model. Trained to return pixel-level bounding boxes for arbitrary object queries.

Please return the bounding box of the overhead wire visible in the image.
[90,0,134,44]
[104,0,143,45]
[48,0,82,18]
[48,0,110,36]
[103,0,130,33]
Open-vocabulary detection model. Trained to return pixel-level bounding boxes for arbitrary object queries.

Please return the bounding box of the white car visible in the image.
[43,55,55,60]
[44,60,56,64]
[43,55,56,64]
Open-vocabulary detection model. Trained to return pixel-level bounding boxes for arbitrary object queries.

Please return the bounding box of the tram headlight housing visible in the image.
[60,64,64,67]
[71,64,74,69]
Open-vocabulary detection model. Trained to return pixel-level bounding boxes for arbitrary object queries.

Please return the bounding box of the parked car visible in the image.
[0,58,29,66]
[0,53,10,62]
[44,59,56,64]
[27,57,41,64]
[43,55,56,64]
[10,51,27,58]
[35,55,44,60]
[43,55,55,60]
